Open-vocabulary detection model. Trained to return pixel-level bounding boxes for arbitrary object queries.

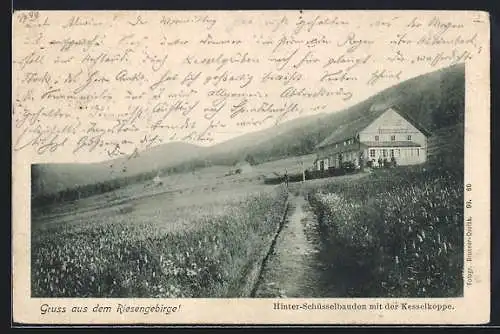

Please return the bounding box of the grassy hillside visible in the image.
[151,62,464,167]
[241,63,464,162]
[33,63,465,199]
[32,142,202,196]
[202,113,326,165]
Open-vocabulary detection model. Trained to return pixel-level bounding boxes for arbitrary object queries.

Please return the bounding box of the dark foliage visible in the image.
[309,166,463,297]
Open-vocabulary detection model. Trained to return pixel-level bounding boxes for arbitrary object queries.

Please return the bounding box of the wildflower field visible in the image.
[308,166,464,297]
[31,183,288,298]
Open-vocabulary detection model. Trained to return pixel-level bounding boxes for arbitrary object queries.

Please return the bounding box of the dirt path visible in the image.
[253,192,335,298]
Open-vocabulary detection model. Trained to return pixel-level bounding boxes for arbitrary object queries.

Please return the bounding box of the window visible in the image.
[407,135,412,141]
[396,149,401,157]
[369,149,375,158]
[382,149,387,157]
[375,135,379,141]
[390,149,395,157]
[391,135,396,141]
[416,148,420,156]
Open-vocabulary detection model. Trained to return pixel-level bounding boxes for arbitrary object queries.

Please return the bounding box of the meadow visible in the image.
[307,166,464,297]
[32,153,465,298]
[31,170,288,298]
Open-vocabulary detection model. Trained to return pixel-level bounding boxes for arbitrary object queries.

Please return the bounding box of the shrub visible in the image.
[309,167,463,297]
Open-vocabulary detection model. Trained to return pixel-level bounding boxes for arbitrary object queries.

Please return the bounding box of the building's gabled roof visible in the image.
[315,106,430,150]
[316,141,364,156]
[394,110,432,137]
[315,106,388,149]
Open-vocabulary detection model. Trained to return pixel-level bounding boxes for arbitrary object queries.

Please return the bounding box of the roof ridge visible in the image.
[315,106,387,149]
[390,107,432,136]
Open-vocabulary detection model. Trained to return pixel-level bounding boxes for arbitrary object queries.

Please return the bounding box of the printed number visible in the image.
[466,184,472,191]
[466,200,472,209]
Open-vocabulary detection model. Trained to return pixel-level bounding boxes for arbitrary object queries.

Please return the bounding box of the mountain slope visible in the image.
[105,141,203,175]
[238,63,464,162]
[32,142,202,196]
[33,63,465,197]
[203,112,327,164]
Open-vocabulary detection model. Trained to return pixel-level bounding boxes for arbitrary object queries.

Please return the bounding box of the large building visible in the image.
[314,106,430,170]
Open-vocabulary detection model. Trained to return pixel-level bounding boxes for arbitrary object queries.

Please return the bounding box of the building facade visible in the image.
[314,107,428,170]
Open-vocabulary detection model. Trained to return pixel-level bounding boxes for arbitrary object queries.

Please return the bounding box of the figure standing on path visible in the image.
[284,169,289,188]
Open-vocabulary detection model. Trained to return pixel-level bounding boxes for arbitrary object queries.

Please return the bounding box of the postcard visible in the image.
[12,10,490,324]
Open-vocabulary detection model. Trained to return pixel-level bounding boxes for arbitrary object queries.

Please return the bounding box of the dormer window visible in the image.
[375,136,379,141]
[391,135,396,141]
[407,135,412,141]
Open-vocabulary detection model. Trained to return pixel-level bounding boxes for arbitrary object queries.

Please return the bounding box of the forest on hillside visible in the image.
[241,63,465,163]
[32,64,465,207]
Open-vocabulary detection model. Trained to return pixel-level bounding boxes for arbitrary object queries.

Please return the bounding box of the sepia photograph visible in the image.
[31,64,465,299]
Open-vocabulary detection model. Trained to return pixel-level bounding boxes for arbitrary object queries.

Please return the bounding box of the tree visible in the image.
[245,154,257,166]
